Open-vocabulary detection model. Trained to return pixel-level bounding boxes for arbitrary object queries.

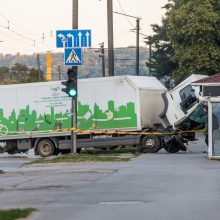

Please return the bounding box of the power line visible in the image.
[10,22,40,37]
[117,0,136,29]
[0,29,34,47]
[0,11,9,22]
[0,10,53,47]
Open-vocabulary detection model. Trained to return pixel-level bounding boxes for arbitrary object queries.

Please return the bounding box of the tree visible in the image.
[0,63,45,84]
[0,66,9,81]
[145,21,177,87]
[146,0,220,82]
[25,68,45,83]
[166,0,220,80]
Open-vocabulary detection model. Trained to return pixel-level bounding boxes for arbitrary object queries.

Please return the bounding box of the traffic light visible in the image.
[67,79,77,97]
[61,68,77,98]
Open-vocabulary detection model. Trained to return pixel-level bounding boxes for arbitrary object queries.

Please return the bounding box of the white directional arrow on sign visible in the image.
[58,33,65,39]
[85,31,90,47]
[78,32,82,47]
[56,30,91,48]
[67,33,74,48]
[58,33,66,47]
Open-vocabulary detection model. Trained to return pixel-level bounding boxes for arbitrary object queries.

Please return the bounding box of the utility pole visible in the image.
[37,53,41,82]
[114,12,141,76]
[58,65,61,80]
[107,0,114,76]
[136,18,140,76]
[101,42,105,77]
[72,0,78,154]
[149,42,152,76]
[95,42,105,77]
[99,42,105,77]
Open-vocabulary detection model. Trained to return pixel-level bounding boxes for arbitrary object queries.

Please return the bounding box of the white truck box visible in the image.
[0,75,167,139]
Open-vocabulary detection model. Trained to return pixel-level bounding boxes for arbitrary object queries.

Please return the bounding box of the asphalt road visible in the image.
[0,136,220,220]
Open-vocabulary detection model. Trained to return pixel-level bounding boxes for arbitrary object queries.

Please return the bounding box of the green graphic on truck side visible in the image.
[0,100,137,135]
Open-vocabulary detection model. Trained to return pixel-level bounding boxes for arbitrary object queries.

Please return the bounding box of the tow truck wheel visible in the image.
[36,139,55,157]
[139,135,161,153]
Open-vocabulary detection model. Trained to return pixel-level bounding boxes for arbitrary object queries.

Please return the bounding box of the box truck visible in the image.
[0,75,207,157]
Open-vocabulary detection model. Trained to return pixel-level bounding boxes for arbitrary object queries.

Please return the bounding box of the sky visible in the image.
[0,0,167,55]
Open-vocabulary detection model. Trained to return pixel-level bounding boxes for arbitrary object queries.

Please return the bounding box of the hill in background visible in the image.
[0,47,149,80]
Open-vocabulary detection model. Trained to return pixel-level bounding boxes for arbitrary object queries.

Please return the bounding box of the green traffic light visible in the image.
[69,88,77,97]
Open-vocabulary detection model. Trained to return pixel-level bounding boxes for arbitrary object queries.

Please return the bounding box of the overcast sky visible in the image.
[0,0,167,55]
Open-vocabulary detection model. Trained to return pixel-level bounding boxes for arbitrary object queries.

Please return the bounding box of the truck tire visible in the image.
[140,135,161,153]
[36,139,55,157]
[164,139,182,153]
[164,145,181,153]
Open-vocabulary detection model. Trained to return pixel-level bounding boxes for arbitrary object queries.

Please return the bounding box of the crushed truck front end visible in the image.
[159,74,208,153]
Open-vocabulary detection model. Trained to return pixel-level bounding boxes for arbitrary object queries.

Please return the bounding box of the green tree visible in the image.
[147,0,220,82]
[0,63,45,84]
[145,21,177,86]
[25,68,45,83]
[166,0,220,80]
[0,66,9,81]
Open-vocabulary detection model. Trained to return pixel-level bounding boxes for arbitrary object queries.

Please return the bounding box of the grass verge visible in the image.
[30,154,132,164]
[81,147,139,155]
[0,208,36,220]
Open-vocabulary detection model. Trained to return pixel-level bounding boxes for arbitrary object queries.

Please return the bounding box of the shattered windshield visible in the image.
[189,104,207,124]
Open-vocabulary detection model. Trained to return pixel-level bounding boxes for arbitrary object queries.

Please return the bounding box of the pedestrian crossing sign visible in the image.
[64,48,82,66]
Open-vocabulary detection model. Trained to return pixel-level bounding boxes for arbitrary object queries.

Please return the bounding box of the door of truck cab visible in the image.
[208,98,220,159]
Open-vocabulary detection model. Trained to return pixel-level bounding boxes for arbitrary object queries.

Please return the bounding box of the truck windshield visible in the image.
[189,104,207,124]
[179,85,197,112]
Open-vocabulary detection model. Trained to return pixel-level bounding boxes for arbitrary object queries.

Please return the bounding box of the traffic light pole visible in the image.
[71,67,77,154]
[71,86,77,154]
[72,0,78,154]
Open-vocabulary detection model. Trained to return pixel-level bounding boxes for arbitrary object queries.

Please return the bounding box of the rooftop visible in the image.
[193,73,220,85]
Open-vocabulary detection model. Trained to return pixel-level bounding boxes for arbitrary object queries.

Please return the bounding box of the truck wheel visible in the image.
[36,139,55,157]
[140,135,161,153]
[164,140,181,153]
[164,145,181,153]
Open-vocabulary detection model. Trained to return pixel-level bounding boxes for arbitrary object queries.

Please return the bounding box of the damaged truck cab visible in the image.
[160,75,207,153]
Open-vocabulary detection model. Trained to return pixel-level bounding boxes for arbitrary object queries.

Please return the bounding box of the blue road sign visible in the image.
[64,48,82,66]
[56,30,91,48]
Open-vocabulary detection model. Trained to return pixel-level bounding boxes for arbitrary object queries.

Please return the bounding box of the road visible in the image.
[0,136,220,220]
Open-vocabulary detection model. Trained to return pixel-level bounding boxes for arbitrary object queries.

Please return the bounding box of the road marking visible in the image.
[99,201,144,205]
